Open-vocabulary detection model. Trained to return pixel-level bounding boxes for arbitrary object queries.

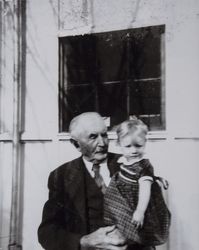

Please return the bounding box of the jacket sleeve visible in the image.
[38,170,82,250]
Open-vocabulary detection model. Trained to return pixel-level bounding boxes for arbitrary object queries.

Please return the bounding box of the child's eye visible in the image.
[134,144,142,148]
[125,144,131,148]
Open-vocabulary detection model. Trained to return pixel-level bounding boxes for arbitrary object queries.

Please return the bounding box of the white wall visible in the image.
[0,0,199,249]
[0,143,12,249]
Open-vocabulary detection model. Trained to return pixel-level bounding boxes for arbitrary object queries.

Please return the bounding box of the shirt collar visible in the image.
[82,157,93,169]
[117,156,144,165]
[82,157,107,168]
[82,157,109,183]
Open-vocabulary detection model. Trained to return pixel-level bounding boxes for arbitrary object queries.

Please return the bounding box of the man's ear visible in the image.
[70,138,80,150]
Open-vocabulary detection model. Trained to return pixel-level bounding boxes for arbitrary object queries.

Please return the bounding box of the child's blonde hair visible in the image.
[116,117,148,142]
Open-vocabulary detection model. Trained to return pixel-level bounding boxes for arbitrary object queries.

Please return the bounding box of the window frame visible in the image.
[58,25,166,135]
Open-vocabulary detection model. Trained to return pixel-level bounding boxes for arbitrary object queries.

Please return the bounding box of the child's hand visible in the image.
[131,210,145,229]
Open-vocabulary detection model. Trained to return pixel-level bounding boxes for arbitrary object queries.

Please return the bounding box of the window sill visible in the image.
[57,131,168,141]
[2,131,199,142]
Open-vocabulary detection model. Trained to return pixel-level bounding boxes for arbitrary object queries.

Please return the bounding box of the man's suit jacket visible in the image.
[38,153,120,250]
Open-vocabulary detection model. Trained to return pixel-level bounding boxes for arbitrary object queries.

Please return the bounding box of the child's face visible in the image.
[119,129,146,162]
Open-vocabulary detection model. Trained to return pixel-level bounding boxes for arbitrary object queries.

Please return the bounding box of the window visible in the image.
[59,25,165,132]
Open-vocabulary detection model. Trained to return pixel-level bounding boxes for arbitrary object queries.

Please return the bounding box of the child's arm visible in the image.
[132,179,152,228]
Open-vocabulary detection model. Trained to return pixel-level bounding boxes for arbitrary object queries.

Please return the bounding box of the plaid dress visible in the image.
[104,159,171,246]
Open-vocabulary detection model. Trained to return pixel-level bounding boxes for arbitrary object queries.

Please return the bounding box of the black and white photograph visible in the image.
[0,1,198,250]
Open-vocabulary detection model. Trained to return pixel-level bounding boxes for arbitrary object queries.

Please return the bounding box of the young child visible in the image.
[104,117,171,247]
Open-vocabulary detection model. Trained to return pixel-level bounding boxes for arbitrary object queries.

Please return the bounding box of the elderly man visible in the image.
[38,112,127,250]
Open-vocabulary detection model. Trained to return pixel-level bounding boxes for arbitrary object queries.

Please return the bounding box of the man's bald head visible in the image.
[69,112,106,140]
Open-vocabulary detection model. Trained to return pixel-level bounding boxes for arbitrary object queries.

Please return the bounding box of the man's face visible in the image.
[76,117,108,164]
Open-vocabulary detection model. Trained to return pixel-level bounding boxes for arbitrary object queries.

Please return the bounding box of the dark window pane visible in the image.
[98,82,127,127]
[132,35,161,79]
[126,26,163,80]
[129,80,161,114]
[139,115,162,131]
[60,35,97,85]
[95,32,128,82]
[130,80,161,97]
[60,85,96,131]
[130,97,160,115]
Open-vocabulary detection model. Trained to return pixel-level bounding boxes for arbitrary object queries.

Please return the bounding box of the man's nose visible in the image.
[97,135,106,146]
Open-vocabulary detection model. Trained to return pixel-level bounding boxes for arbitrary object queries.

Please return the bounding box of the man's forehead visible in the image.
[77,116,106,133]
[81,121,106,133]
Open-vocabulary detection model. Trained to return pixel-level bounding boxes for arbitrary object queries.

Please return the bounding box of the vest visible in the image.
[84,167,104,233]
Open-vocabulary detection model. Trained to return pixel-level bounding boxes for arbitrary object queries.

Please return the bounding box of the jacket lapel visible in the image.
[64,157,87,231]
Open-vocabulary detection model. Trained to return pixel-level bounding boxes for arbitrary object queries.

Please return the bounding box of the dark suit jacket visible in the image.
[38,153,120,250]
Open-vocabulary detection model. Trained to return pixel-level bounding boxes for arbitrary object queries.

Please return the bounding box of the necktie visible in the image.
[92,164,107,194]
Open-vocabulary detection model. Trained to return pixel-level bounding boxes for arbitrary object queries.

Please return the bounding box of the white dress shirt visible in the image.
[82,157,111,186]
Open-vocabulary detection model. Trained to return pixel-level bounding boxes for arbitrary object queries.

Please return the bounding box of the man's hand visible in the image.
[155,176,169,190]
[80,225,127,250]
